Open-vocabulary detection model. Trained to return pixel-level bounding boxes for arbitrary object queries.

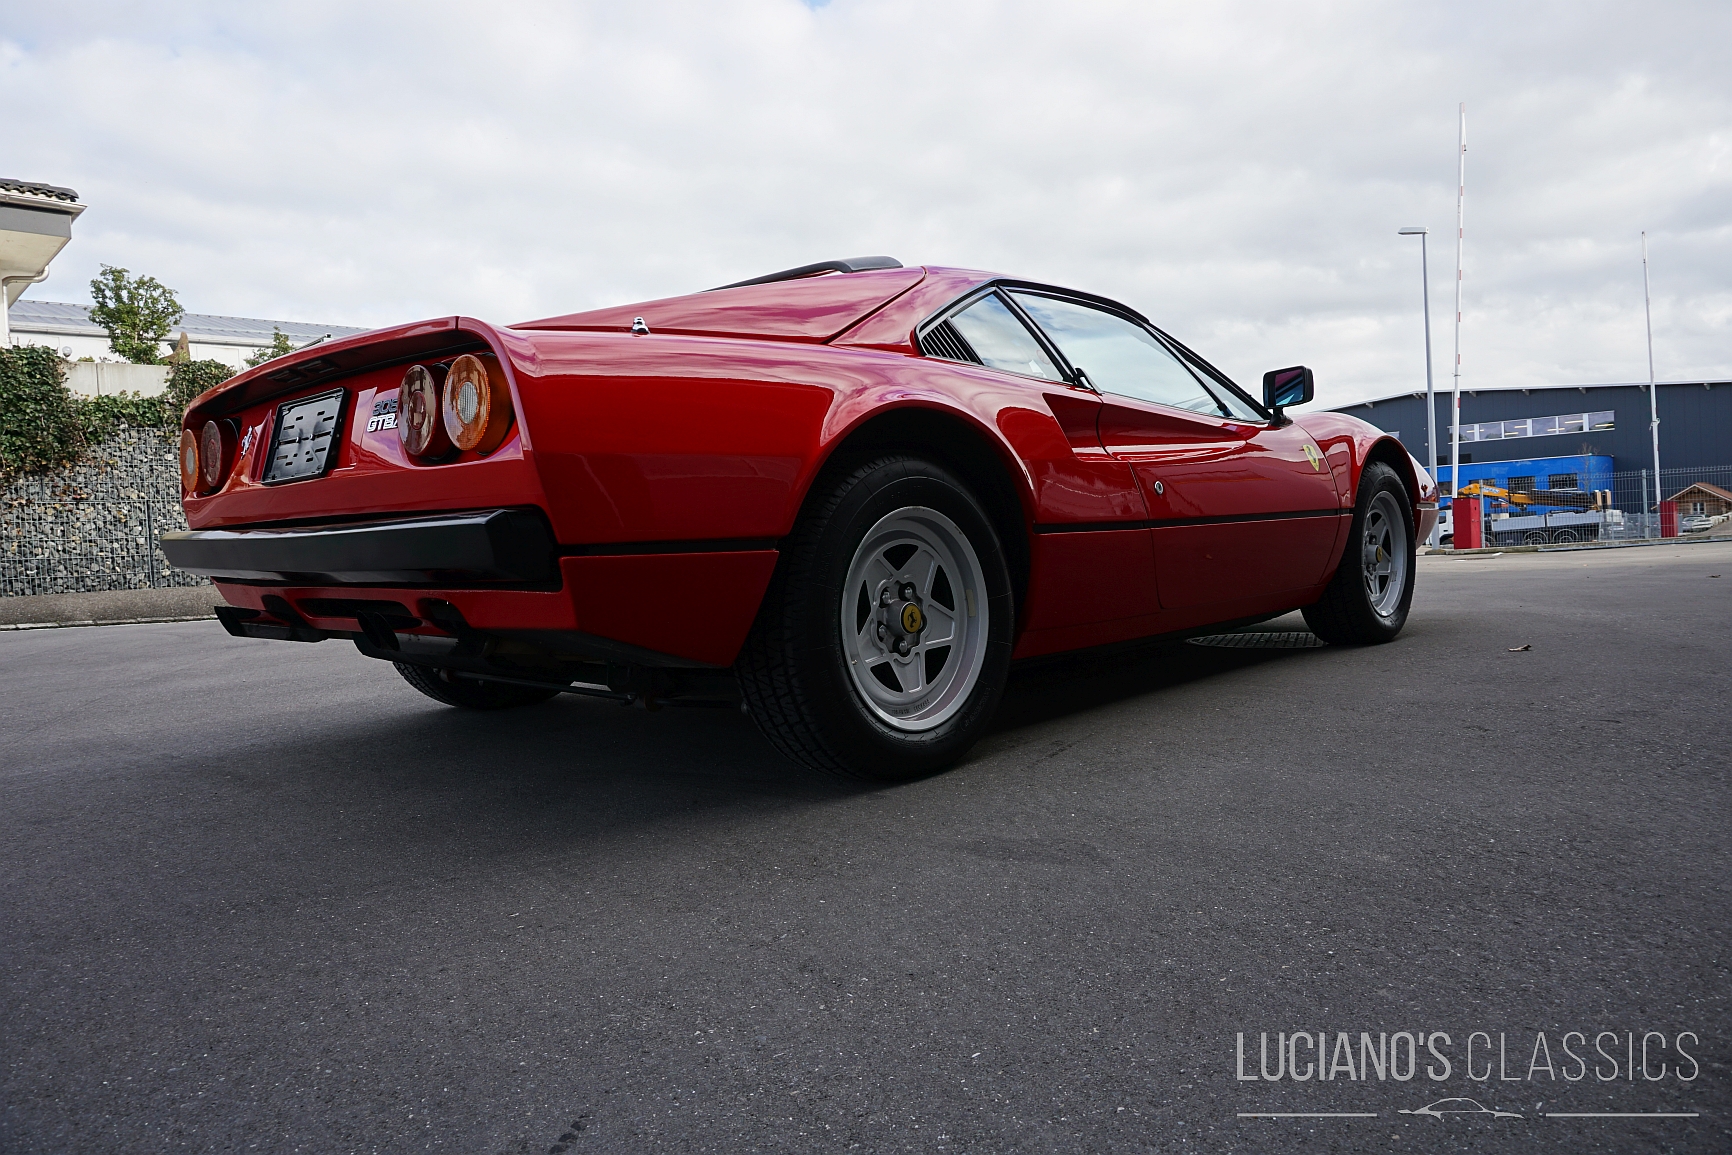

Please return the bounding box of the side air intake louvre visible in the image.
[919,320,979,364]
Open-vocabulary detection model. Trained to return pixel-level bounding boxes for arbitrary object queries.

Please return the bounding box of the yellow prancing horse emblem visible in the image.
[901,603,925,634]
[1302,443,1323,471]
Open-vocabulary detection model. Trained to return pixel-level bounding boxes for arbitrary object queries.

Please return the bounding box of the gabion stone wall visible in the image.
[1,428,207,597]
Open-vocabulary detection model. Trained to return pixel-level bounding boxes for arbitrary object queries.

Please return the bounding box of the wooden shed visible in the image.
[1667,481,1732,517]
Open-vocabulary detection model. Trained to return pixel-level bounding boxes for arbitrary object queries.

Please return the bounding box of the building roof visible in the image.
[1668,481,1732,503]
[8,298,366,348]
[0,178,80,204]
[1337,379,1730,409]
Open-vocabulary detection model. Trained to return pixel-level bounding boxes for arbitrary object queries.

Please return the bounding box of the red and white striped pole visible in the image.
[1450,103,1466,501]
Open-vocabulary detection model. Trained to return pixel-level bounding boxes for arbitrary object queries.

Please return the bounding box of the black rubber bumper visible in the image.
[160,508,557,585]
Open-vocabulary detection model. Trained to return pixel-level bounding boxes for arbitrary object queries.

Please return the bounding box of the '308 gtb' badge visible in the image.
[366,395,399,433]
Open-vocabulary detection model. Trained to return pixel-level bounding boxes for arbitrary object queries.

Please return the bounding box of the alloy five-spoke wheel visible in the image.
[841,507,990,732]
[1361,489,1409,618]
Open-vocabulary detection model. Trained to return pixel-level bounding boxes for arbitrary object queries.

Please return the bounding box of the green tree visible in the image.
[245,326,297,367]
[88,265,183,364]
[164,359,236,415]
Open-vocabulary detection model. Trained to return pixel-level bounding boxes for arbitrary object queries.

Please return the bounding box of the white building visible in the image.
[2,178,85,344]
[8,298,367,374]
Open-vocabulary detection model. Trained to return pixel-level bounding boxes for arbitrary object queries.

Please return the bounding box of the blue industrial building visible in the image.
[1430,453,1614,503]
[1328,379,1730,475]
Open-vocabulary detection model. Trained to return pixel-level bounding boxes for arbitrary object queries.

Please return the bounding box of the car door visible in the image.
[935,290,1163,633]
[1007,292,1346,611]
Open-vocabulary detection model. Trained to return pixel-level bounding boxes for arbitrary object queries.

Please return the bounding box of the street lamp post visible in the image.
[1398,226,1438,546]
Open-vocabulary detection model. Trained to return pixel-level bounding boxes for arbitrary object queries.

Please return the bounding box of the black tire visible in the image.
[1302,461,1415,645]
[737,455,1015,781]
[393,662,561,709]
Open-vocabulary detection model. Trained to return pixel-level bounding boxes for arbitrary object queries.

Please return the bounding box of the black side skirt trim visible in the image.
[561,537,779,557]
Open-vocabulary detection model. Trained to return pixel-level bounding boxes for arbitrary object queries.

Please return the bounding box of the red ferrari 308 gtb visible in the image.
[163,257,1437,779]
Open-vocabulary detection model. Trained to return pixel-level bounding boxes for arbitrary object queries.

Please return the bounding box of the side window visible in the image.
[1010,292,1224,416]
[943,294,1063,381]
[1171,345,1264,422]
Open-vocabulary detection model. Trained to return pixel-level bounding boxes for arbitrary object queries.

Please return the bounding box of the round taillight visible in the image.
[398,364,451,458]
[178,428,201,493]
[441,353,514,453]
[200,420,235,491]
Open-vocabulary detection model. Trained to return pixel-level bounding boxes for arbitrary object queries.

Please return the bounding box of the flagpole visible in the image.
[1643,231,1660,534]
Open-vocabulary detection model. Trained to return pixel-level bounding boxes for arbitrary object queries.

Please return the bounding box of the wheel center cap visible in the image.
[900,602,925,635]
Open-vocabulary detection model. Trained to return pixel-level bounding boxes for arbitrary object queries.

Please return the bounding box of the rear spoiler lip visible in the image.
[183,316,511,425]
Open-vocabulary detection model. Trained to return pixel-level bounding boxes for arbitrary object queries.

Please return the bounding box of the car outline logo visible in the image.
[1398,1097,1522,1119]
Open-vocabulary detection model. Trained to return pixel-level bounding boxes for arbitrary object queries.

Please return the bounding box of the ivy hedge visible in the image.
[0,346,234,478]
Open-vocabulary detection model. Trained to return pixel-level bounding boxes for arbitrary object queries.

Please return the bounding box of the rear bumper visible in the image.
[160,508,557,585]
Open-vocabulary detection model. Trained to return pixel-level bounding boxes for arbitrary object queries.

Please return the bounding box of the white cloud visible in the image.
[5,0,1728,405]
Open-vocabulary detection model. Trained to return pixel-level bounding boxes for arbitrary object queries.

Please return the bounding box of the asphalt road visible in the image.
[4,543,1729,1154]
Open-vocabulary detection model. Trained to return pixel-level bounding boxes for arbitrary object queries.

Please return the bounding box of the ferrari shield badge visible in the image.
[1302,443,1323,471]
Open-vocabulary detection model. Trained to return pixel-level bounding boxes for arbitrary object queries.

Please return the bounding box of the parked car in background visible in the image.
[1680,514,1716,533]
[162,258,1436,780]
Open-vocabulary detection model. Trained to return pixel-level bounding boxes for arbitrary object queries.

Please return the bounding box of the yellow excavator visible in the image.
[1452,482,1609,512]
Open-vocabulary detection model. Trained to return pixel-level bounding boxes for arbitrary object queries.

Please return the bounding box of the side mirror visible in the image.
[1262,365,1314,419]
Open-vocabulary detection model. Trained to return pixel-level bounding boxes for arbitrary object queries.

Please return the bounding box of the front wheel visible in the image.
[737,455,1014,780]
[1302,461,1415,644]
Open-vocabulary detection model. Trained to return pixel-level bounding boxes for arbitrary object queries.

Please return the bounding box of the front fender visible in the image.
[1293,411,1437,540]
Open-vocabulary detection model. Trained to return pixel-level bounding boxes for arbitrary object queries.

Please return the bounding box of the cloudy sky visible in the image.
[5,0,1728,406]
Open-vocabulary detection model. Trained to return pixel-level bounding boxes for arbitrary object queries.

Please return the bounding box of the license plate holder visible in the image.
[264,388,347,484]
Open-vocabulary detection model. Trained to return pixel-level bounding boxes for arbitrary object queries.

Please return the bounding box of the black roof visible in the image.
[0,178,80,203]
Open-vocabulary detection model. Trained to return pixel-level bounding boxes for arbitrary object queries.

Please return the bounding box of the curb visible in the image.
[1427,536,1732,558]
[0,614,216,632]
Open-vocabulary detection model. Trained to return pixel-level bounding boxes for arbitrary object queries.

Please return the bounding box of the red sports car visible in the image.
[163,257,1437,779]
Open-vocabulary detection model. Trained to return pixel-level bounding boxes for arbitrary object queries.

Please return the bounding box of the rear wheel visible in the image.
[394,662,560,709]
[737,455,1014,780]
[1302,461,1415,645]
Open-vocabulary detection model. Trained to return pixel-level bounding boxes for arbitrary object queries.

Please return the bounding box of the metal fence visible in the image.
[0,490,204,597]
[1605,465,1732,540]
[1447,464,1732,546]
